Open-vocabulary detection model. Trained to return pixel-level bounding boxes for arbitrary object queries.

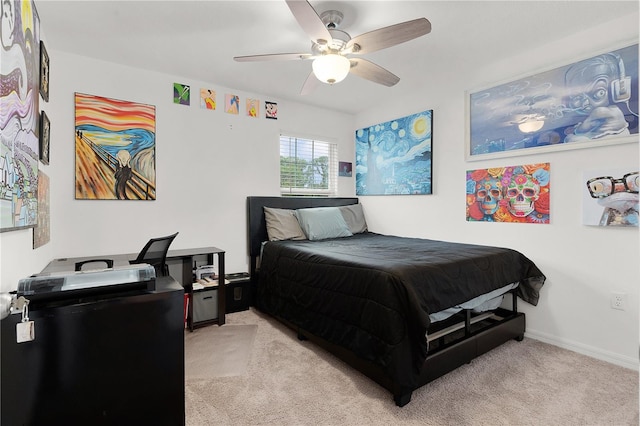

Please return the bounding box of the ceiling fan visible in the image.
[233,0,432,95]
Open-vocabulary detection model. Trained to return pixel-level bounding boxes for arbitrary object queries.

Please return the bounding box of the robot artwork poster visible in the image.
[466,163,551,224]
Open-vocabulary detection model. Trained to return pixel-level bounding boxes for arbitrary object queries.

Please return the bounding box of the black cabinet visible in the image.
[0,277,185,425]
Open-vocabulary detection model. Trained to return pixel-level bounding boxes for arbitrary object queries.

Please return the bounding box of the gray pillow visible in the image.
[295,207,353,241]
[264,207,307,241]
[339,204,368,234]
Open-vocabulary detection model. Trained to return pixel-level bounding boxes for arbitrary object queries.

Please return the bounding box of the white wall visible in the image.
[0,49,355,292]
[356,12,639,369]
[1,9,637,371]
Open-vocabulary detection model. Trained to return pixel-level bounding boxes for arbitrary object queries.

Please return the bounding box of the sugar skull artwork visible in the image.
[583,167,638,227]
[466,163,550,223]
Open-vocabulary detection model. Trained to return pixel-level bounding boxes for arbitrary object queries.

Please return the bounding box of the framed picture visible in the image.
[582,166,638,227]
[0,0,40,232]
[356,110,433,195]
[339,161,352,177]
[40,40,50,102]
[33,170,51,249]
[466,163,550,224]
[39,111,50,165]
[75,93,156,200]
[466,42,638,161]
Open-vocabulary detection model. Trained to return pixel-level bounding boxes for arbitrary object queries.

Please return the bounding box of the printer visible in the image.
[17,263,156,306]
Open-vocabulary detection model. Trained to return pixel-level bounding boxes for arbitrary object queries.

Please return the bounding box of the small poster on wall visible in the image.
[265,101,278,119]
[246,98,259,117]
[173,83,190,105]
[466,163,550,223]
[225,94,239,114]
[583,167,638,227]
[33,170,50,249]
[200,88,216,110]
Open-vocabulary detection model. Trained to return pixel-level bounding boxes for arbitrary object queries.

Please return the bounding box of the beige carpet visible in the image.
[185,324,258,379]
[185,308,639,425]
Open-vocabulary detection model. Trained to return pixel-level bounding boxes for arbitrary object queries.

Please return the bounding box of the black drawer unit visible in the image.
[226,273,251,313]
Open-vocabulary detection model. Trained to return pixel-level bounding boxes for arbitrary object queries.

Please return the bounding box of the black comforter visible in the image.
[257,232,545,395]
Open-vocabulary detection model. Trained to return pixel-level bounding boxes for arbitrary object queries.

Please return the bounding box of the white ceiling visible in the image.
[35,0,637,115]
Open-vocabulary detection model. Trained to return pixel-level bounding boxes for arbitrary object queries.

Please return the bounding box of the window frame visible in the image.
[279,133,338,197]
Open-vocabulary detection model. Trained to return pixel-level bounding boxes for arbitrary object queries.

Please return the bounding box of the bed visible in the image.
[247,196,545,406]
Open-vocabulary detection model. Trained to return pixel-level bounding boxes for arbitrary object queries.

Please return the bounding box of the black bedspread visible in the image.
[257,232,545,395]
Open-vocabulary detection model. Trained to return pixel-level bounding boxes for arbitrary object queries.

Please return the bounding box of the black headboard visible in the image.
[246,196,359,267]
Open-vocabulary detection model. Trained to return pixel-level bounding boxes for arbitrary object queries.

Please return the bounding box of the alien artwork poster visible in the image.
[467,43,638,161]
[75,93,156,200]
[356,110,432,196]
[583,167,638,227]
[0,0,40,232]
[466,163,550,224]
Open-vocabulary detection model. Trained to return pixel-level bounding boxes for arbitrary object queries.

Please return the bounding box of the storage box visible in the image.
[192,289,218,322]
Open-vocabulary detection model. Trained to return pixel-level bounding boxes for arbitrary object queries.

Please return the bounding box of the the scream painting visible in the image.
[0,0,40,231]
[75,93,156,200]
[466,163,550,223]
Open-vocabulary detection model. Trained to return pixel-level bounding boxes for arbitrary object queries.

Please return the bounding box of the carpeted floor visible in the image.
[185,308,639,425]
[185,324,258,379]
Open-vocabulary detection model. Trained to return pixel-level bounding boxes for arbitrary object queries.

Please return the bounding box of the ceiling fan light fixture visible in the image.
[312,54,350,85]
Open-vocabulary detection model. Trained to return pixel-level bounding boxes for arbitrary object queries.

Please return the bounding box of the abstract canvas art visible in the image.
[225,94,239,114]
[246,98,259,117]
[466,163,550,223]
[583,167,638,227]
[0,0,40,231]
[33,170,50,248]
[356,110,433,195]
[173,83,190,105]
[75,93,156,200]
[39,110,50,165]
[39,39,49,102]
[200,88,216,110]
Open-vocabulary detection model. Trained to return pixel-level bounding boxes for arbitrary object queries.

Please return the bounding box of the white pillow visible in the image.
[294,207,353,241]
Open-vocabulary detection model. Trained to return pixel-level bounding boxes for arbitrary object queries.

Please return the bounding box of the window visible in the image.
[280,134,338,196]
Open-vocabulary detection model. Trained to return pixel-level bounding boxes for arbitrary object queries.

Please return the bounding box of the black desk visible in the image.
[1,276,185,425]
[46,246,226,327]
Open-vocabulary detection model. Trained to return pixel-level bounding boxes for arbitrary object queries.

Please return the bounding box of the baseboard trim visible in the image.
[525,330,639,371]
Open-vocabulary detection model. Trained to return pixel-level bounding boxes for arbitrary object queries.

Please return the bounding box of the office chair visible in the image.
[130,232,179,277]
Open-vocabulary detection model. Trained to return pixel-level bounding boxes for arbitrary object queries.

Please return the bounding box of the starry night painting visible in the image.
[356,110,433,196]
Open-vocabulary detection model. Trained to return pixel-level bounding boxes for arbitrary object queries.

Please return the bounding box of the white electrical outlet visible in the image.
[610,292,627,311]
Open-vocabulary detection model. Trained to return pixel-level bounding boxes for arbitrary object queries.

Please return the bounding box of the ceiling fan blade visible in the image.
[234,53,313,62]
[300,71,320,95]
[346,18,431,55]
[286,0,332,45]
[349,58,400,87]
